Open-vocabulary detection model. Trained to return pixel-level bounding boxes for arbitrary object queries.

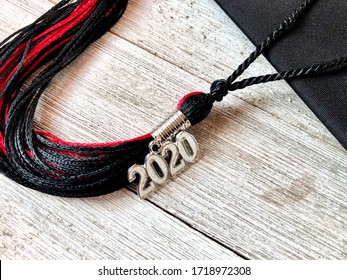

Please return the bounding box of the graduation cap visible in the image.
[215,0,347,149]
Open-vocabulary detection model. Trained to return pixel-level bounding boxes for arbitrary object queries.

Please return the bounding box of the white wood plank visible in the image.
[1,0,347,259]
[109,0,347,259]
[0,174,240,259]
[0,0,240,260]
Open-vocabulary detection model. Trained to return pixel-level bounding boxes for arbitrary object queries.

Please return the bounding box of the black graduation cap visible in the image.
[215,0,347,149]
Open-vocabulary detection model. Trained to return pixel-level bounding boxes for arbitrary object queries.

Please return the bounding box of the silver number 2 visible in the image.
[128,164,157,199]
[161,142,186,176]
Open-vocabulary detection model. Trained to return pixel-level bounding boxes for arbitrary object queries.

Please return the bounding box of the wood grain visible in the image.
[1,175,241,259]
[1,0,346,259]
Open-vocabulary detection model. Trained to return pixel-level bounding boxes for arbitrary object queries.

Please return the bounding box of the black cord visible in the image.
[210,0,347,102]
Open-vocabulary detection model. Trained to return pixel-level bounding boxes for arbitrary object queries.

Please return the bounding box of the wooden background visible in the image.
[1,0,346,259]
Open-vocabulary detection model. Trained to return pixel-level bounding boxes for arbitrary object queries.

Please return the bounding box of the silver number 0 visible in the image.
[176,131,199,163]
[145,154,170,185]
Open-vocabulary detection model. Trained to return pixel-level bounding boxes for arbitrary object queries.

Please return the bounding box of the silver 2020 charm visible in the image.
[128,111,199,199]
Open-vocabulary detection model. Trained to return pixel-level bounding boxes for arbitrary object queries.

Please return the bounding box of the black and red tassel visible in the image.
[0,0,212,197]
[0,0,153,197]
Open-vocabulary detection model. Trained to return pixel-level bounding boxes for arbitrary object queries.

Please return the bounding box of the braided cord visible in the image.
[211,0,347,101]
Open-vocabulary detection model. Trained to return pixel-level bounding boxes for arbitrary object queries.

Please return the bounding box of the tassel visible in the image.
[0,0,156,197]
[2,0,345,197]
